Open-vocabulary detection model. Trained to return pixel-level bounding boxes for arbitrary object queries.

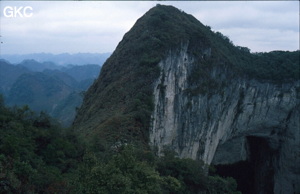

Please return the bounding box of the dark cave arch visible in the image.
[214,136,277,194]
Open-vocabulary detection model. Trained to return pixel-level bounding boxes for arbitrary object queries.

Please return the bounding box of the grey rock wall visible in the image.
[149,44,300,193]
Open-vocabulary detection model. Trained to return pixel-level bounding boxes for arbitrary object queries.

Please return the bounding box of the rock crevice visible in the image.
[150,44,300,193]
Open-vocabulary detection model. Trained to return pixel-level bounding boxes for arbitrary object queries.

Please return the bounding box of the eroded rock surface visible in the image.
[150,44,300,193]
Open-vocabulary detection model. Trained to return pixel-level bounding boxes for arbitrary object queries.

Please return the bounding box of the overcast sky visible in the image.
[0,1,299,55]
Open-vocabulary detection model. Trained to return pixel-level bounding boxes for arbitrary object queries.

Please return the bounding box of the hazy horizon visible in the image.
[0,1,299,55]
[0,52,111,66]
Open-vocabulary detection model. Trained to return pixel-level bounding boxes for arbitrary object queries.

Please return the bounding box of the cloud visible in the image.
[219,28,299,52]
[0,1,298,54]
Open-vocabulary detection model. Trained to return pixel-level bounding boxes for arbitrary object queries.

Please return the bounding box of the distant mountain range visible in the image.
[0,59,102,126]
[0,52,111,66]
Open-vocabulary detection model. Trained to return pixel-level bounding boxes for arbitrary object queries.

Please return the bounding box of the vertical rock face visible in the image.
[149,43,300,193]
[74,5,300,193]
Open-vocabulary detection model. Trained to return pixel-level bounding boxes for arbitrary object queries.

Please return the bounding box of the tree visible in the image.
[76,145,180,194]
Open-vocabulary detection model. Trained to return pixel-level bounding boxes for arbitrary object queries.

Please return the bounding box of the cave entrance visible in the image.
[214,136,276,194]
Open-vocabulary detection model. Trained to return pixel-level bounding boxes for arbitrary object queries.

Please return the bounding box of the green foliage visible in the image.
[0,103,84,193]
[157,157,207,193]
[155,148,241,194]
[207,176,241,194]
[209,30,299,82]
[0,101,241,193]
[76,145,166,194]
[74,144,241,194]
[186,29,299,87]
[247,51,299,82]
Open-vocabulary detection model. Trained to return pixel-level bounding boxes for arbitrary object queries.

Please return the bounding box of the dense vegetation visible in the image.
[248,51,299,81]
[0,98,240,193]
[207,31,299,82]
[0,97,84,193]
[76,146,241,194]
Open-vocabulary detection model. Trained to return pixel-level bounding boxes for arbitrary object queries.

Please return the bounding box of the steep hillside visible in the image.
[74,4,219,146]
[7,72,74,112]
[0,60,30,96]
[73,5,299,194]
[61,64,100,82]
[74,3,299,149]
[18,59,60,72]
[1,60,101,126]
[43,69,79,89]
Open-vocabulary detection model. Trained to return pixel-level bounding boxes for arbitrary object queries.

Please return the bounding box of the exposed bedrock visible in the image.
[150,44,300,193]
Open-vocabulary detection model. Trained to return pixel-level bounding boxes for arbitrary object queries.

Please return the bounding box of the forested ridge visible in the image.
[74,4,299,149]
[0,96,241,193]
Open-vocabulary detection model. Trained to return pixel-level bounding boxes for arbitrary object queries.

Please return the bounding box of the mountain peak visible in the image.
[119,4,210,57]
[73,5,213,145]
[73,4,299,148]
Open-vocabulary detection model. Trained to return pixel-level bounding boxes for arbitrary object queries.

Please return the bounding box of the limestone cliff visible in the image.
[74,5,300,194]
[149,43,299,194]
